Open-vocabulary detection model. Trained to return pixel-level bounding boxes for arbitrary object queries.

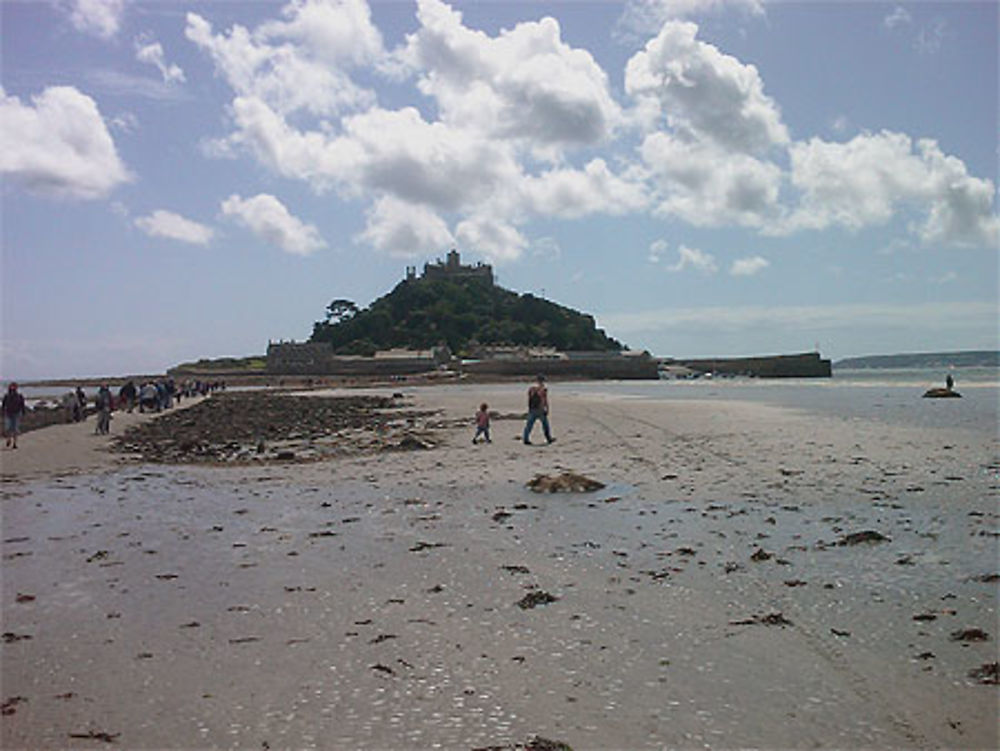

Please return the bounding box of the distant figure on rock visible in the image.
[923,373,962,399]
[473,402,491,444]
[523,375,555,445]
[3,383,26,449]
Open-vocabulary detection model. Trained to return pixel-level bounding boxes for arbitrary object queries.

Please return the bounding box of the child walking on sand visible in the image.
[473,403,491,444]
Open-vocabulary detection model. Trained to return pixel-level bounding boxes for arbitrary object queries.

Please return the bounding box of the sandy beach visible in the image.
[1,383,997,749]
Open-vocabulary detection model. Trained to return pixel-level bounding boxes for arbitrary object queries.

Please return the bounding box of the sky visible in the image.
[1,0,997,379]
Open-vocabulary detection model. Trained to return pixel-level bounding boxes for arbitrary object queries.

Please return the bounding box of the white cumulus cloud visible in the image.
[883,6,912,29]
[335,106,523,210]
[620,0,764,32]
[648,238,669,264]
[185,2,379,118]
[730,255,769,276]
[0,86,131,199]
[135,210,214,245]
[665,244,718,273]
[258,0,384,67]
[781,130,1000,247]
[455,215,528,263]
[183,1,996,263]
[68,0,124,39]
[395,0,622,154]
[641,132,781,227]
[220,193,325,255]
[109,111,139,133]
[625,20,788,154]
[218,97,525,216]
[136,40,186,84]
[520,159,649,219]
[356,195,454,258]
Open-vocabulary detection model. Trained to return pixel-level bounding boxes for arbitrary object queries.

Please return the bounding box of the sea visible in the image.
[15,366,998,437]
[568,366,999,437]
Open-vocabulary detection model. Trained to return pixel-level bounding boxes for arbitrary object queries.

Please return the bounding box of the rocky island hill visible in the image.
[267,250,659,379]
[309,250,622,356]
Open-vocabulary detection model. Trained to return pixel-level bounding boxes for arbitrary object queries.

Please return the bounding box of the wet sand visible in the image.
[2,384,997,749]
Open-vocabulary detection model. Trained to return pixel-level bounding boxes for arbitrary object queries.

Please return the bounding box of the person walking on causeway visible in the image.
[95,385,113,435]
[3,383,26,449]
[523,375,555,445]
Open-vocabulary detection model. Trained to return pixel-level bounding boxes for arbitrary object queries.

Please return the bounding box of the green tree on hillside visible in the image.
[325,299,358,324]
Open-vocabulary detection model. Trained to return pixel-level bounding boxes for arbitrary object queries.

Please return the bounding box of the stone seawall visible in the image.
[267,358,438,376]
[461,357,659,380]
[675,352,832,378]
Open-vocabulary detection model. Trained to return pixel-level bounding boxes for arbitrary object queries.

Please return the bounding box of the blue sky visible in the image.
[1,0,997,379]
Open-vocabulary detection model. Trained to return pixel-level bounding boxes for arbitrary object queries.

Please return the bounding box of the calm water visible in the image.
[565,366,999,437]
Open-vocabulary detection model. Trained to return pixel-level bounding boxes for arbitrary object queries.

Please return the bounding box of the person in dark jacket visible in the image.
[3,382,27,449]
[95,385,113,435]
[523,374,555,445]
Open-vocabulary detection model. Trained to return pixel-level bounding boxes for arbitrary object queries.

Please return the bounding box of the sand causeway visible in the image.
[1,383,997,749]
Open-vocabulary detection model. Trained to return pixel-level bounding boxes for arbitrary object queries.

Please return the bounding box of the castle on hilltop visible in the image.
[406,249,493,285]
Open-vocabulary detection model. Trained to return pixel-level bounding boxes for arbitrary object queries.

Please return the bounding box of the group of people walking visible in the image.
[7,375,556,451]
[1,378,228,448]
[472,374,556,446]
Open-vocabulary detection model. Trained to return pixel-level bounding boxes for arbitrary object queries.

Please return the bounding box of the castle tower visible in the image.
[415,248,494,285]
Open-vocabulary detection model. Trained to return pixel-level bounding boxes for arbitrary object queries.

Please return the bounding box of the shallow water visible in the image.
[432,371,999,436]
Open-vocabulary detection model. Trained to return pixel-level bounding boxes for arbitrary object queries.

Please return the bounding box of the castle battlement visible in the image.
[406,249,493,285]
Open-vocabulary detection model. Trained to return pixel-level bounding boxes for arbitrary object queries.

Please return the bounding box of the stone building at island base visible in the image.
[266,342,450,376]
[265,340,661,379]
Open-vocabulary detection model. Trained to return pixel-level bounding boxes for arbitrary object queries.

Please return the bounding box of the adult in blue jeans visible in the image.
[523,374,555,445]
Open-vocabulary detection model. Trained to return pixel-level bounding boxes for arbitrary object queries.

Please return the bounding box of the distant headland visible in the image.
[834,351,999,370]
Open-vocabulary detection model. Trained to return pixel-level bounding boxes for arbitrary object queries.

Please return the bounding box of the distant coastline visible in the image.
[834,350,999,370]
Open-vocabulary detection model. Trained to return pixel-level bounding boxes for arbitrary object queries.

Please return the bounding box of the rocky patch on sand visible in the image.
[838,530,890,546]
[950,628,990,643]
[922,388,962,398]
[516,591,559,610]
[968,662,999,685]
[111,391,437,463]
[729,612,793,627]
[473,735,573,751]
[527,472,605,493]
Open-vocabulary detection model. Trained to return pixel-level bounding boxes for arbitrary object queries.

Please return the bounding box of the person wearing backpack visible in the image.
[523,374,555,445]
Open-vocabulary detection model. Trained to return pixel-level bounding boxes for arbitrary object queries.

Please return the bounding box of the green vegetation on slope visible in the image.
[310,277,623,355]
[171,356,267,373]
